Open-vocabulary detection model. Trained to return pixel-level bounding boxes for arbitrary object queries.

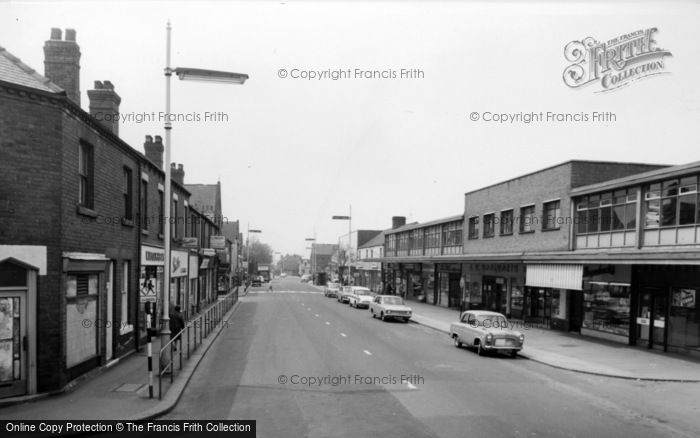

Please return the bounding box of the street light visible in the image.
[161,21,248,352]
[305,236,315,283]
[246,224,262,279]
[332,205,352,285]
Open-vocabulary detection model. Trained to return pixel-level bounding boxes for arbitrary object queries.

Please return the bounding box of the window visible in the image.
[78,142,94,208]
[442,221,463,246]
[519,205,536,233]
[184,206,189,237]
[500,210,513,235]
[468,216,479,239]
[483,214,495,238]
[542,200,561,231]
[172,199,179,239]
[123,167,133,221]
[158,189,165,236]
[140,179,148,230]
[576,189,637,235]
[645,175,699,229]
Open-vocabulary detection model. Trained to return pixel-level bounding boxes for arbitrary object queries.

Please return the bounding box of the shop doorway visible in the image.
[483,277,506,314]
[0,291,26,398]
[569,291,583,333]
[637,288,668,351]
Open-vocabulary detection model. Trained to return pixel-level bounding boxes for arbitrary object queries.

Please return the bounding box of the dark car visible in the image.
[251,276,261,287]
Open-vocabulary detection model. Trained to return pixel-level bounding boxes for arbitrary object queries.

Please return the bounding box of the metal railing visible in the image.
[157,287,238,399]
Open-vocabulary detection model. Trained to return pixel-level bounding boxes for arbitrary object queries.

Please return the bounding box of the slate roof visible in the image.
[0,46,63,93]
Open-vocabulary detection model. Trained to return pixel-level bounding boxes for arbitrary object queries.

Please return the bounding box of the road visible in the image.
[163,276,698,437]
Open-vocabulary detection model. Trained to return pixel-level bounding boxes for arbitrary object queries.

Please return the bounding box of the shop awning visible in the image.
[525,264,583,290]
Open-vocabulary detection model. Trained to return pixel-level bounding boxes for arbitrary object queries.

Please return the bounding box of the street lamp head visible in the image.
[249,229,262,233]
[174,67,249,84]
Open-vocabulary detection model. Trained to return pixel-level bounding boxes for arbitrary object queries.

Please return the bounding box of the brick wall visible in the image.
[464,163,573,254]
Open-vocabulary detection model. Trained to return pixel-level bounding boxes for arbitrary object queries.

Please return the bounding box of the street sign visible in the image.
[332,216,350,220]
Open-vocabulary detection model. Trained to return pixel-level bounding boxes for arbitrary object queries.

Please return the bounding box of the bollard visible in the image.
[146,314,154,399]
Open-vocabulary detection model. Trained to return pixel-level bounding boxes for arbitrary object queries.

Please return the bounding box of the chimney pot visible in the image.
[155,135,163,143]
[178,164,183,170]
[144,135,163,169]
[44,27,81,105]
[88,80,121,135]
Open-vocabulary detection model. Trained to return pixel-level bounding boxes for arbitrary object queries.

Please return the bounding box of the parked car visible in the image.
[251,276,261,287]
[300,274,312,283]
[449,310,524,357]
[324,282,341,298]
[338,286,353,304]
[370,295,412,322]
[347,286,373,308]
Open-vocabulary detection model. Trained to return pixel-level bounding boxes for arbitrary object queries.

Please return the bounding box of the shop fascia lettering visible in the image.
[469,263,519,273]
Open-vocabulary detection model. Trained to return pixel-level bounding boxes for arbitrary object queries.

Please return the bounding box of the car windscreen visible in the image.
[474,314,508,328]
[356,291,371,296]
[383,297,404,305]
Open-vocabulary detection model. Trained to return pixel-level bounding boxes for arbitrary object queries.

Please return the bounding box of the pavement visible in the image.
[0,290,243,420]
[407,299,700,382]
[2,281,700,422]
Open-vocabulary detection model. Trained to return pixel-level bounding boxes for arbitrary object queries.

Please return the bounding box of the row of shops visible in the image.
[383,262,700,357]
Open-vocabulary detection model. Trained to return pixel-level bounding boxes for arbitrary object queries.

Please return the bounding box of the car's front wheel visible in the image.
[477,342,485,356]
[380,312,385,321]
[454,336,462,348]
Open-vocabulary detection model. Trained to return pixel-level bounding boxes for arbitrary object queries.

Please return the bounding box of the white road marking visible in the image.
[406,382,417,390]
[340,333,347,337]
[363,350,372,356]
[325,322,330,325]
[315,314,319,317]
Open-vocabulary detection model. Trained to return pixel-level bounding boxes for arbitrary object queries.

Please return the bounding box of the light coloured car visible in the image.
[347,287,373,309]
[370,295,412,322]
[449,310,524,357]
[324,282,341,298]
[338,286,352,303]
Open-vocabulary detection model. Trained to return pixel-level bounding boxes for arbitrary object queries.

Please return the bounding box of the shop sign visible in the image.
[210,235,226,249]
[672,289,696,309]
[469,263,519,274]
[141,246,165,266]
[189,255,199,279]
[182,237,199,248]
[200,248,216,257]
[171,250,189,277]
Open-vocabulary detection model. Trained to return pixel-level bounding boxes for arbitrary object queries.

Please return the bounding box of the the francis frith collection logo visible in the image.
[563,28,672,92]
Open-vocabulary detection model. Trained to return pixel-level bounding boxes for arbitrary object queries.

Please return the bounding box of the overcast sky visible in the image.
[2,1,699,256]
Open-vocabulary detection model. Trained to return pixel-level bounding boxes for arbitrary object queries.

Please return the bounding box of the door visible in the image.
[0,291,27,398]
[106,262,113,361]
[637,288,668,350]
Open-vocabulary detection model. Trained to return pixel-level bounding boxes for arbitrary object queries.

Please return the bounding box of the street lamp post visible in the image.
[246,223,262,281]
[305,236,315,284]
[161,21,248,353]
[331,204,352,285]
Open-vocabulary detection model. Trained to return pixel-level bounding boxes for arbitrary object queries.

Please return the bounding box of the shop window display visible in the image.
[582,282,630,337]
[669,288,700,351]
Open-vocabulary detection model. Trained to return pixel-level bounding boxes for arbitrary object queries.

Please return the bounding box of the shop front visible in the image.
[581,265,631,342]
[435,264,462,308]
[463,263,524,317]
[632,265,700,357]
[170,249,189,313]
[525,264,584,332]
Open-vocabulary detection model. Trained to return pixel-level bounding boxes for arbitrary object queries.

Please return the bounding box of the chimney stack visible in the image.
[392,216,406,229]
[144,135,164,169]
[44,28,81,106]
[87,80,121,135]
[171,163,185,185]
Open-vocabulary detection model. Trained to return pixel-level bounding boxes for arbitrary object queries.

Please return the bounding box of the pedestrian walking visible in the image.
[268,282,273,292]
[169,305,185,351]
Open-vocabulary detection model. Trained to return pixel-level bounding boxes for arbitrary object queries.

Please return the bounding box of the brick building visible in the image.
[0,30,142,396]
